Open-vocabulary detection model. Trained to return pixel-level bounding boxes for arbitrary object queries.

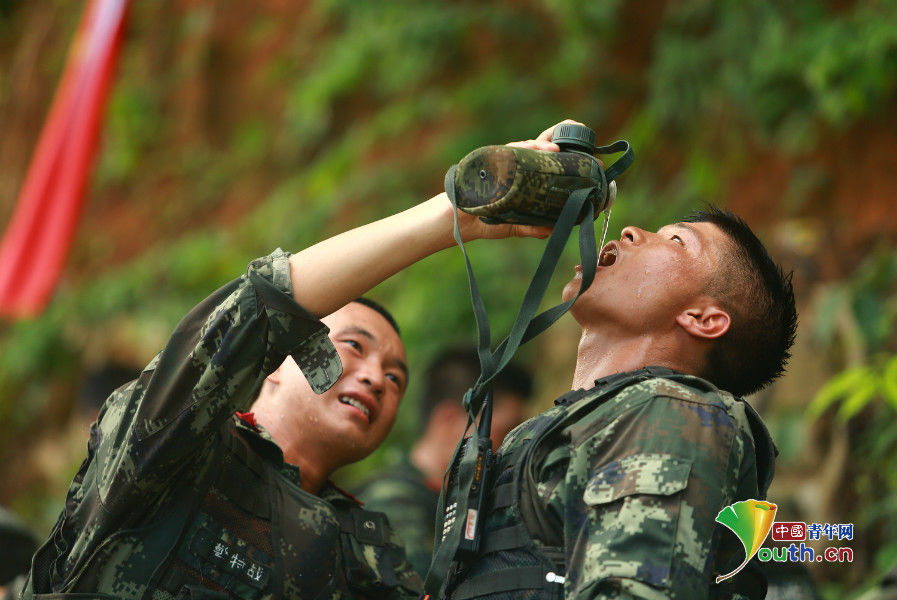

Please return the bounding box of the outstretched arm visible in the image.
[288,119,578,317]
[289,192,549,317]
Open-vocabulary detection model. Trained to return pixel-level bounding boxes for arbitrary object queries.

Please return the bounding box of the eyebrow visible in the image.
[341,325,375,341]
[658,222,705,248]
[337,326,410,381]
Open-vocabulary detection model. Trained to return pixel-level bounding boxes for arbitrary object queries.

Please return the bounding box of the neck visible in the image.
[250,397,335,495]
[571,325,700,390]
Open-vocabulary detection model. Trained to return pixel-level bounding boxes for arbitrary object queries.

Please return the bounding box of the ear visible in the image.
[676,304,731,340]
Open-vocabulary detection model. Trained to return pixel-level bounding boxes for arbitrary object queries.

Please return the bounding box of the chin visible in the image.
[568,289,611,327]
[561,279,580,304]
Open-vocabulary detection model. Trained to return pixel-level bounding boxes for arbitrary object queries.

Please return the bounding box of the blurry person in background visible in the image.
[358,347,533,576]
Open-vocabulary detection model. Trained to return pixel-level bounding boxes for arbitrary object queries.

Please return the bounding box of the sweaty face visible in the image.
[564,221,727,334]
[278,302,408,465]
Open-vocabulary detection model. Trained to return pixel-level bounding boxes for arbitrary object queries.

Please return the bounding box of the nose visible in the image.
[620,226,647,245]
[357,359,385,398]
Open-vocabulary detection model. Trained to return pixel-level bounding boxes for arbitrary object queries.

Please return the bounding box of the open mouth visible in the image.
[339,395,371,422]
[598,244,618,267]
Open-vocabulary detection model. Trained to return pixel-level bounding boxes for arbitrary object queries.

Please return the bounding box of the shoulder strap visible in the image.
[517,368,714,548]
[426,173,606,598]
[516,370,660,554]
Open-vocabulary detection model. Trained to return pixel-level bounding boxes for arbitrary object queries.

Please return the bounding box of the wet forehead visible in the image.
[324,303,407,368]
[661,221,729,267]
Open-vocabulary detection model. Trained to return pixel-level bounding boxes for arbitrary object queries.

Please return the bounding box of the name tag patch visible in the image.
[182,517,273,594]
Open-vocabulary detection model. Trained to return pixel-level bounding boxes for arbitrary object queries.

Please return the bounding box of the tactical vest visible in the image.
[443,368,776,600]
[26,418,410,600]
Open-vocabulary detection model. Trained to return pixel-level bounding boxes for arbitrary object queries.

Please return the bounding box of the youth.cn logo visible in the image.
[714,499,778,583]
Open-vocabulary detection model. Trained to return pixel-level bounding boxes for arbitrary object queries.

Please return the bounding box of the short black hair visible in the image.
[351,297,401,336]
[683,206,797,397]
[419,346,534,426]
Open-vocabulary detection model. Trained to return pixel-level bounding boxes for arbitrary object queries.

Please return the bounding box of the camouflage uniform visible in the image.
[21,250,421,600]
[358,458,440,577]
[443,367,775,600]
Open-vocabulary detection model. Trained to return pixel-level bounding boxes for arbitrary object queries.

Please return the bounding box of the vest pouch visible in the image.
[582,453,691,590]
[336,509,400,595]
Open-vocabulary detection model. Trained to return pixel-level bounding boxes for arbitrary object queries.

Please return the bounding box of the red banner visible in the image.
[0,0,130,318]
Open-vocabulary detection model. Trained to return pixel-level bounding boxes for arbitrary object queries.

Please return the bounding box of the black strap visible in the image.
[597,140,634,183]
[426,171,601,597]
[452,181,599,416]
[490,483,515,510]
[451,566,557,599]
[479,523,530,554]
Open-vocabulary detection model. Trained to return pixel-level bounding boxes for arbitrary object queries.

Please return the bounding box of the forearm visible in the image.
[289,193,457,317]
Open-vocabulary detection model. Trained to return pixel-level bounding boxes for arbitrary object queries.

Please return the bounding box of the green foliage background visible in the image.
[1,1,896,595]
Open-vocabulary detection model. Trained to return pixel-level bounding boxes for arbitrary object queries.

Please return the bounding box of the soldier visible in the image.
[358,347,533,576]
[20,249,426,598]
[421,123,797,600]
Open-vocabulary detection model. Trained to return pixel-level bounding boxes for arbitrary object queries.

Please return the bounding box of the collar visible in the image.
[320,481,364,506]
[234,411,278,446]
[555,366,684,407]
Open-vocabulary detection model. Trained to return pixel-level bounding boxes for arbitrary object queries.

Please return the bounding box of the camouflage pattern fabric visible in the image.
[450,369,774,600]
[358,458,440,577]
[20,250,421,600]
[450,146,609,226]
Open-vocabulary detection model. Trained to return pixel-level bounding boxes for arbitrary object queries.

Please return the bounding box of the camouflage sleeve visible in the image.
[550,381,752,600]
[94,249,341,509]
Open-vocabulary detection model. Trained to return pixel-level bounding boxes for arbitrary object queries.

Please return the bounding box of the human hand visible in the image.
[454,197,553,241]
[504,118,586,152]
